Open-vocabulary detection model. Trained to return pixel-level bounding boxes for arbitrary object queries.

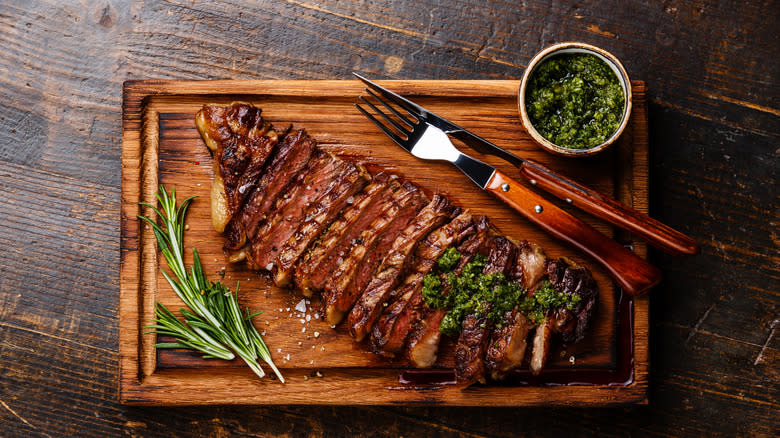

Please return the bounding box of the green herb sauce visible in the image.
[525,53,625,149]
[422,250,525,337]
[519,280,582,324]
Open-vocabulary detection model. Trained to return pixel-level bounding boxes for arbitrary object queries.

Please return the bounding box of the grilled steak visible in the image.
[196,102,278,233]
[484,241,546,380]
[272,162,370,287]
[323,181,426,326]
[349,195,459,342]
[223,129,316,261]
[370,211,478,355]
[529,258,598,375]
[544,258,599,344]
[295,173,396,297]
[454,236,517,386]
[196,104,601,385]
[249,151,348,270]
[406,216,491,368]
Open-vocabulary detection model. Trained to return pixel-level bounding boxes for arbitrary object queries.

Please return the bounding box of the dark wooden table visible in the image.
[1,1,777,436]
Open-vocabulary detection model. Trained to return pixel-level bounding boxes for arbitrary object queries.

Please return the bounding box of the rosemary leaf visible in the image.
[139,185,284,382]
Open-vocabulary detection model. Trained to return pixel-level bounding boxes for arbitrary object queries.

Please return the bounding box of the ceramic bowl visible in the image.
[518,42,632,157]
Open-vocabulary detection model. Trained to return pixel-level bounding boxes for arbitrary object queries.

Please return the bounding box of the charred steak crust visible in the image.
[406,216,491,368]
[370,211,478,355]
[323,182,427,326]
[223,129,316,252]
[484,241,547,380]
[195,103,278,226]
[454,236,517,386]
[272,161,370,287]
[248,150,341,270]
[349,195,459,342]
[294,172,395,296]
[545,258,598,344]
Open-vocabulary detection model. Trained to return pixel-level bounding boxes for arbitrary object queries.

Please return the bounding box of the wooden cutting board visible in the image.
[120,80,650,406]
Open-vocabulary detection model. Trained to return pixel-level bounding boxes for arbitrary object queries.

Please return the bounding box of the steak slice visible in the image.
[484,241,546,380]
[223,129,316,260]
[294,173,396,297]
[272,163,371,287]
[406,216,491,368]
[529,258,598,375]
[196,102,278,233]
[454,236,517,386]
[248,151,345,270]
[322,182,426,326]
[349,195,459,342]
[370,211,478,355]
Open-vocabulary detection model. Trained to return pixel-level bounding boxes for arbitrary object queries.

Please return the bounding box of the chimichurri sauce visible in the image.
[525,53,625,149]
[422,248,584,336]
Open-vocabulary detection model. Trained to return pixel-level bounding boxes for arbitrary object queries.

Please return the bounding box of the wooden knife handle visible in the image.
[486,170,662,296]
[519,159,700,257]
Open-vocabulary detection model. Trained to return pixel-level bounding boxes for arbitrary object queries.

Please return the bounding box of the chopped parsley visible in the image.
[525,53,625,149]
[519,280,582,324]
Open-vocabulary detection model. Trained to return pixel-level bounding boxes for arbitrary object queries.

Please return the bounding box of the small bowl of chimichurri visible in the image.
[518,42,632,157]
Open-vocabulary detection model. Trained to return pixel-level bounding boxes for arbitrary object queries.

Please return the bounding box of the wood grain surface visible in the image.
[1,0,777,436]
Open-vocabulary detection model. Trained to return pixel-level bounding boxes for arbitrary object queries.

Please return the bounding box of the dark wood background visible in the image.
[0,0,777,436]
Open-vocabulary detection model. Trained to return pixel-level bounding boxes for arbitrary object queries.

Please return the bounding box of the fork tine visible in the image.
[354,103,409,149]
[352,72,423,118]
[364,88,417,128]
[358,95,411,136]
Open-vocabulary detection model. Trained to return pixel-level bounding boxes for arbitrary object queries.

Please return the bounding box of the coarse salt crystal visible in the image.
[306,314,311,322]
[277,348,282,353]
[286,307,290,312]
[302,327,306,333]
[300,319,306,324]
[314,313,319,319]
[284,354,290,361]
[265,263,274,271]
[346,196,354,204]
[313,331,320,338]
[295,299,307,313]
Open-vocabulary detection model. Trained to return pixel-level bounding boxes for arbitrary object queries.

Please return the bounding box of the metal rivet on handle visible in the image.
[501,183,510,192]
[534,205,543,213]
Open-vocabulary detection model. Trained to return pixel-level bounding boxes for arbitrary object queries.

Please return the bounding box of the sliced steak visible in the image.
[272,162,370,287]
[248,151,346,270]
[484,241,546,380]
[223,129,316,260]
[406,216,491,368]
[294,173,396,296]
[544,258,598,344]
[370,211,478,355]
[454,236,517,386]
[196,102,278,232]
[323,182,426,326]
[349,195,459,342]
[528,258,598,375]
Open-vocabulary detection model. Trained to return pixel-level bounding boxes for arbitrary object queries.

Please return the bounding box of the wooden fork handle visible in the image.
[486,170,662,296]
[520,159,700,257]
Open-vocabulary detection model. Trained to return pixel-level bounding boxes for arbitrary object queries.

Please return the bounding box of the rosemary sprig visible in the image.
[139,185,284,382]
